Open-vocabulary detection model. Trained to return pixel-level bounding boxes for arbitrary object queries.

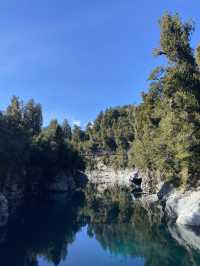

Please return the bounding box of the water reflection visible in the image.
[0,187,199,266]
[0,194,84,266]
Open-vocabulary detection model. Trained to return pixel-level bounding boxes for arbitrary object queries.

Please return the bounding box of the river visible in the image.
[0,186,200,266]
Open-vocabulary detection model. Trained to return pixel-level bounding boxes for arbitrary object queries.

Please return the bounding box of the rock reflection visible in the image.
[0,186,199,266]
[83,185,200,266]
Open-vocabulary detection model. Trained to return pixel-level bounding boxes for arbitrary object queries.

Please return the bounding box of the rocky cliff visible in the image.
[86,160,134,190]
[86,161,200,228]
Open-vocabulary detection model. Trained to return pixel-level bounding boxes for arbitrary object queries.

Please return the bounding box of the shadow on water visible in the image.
[0,186,200,266]
[0,192,85,266]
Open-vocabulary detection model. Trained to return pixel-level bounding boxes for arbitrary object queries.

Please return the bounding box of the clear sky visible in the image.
[0,0,200,127]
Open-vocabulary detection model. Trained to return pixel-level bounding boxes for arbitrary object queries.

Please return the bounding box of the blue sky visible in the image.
[0,0,200,127]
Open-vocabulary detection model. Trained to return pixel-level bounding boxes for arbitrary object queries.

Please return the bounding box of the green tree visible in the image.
[6,96,23,128]
[62,119,72,140]
[131,13,200,186]
[23,99,43,136]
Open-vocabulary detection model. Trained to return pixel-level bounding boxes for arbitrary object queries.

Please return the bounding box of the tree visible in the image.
[155,12,195,65]
[6,96,23,128]
[62,119,72,140]
[23,99,43,136]
[196,44,200,68]
[130,13,200,185]
[72,125,85,143]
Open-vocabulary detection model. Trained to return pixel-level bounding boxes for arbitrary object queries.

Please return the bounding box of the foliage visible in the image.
[130,13,200,186]
[72,106,135,169]
[0,97,85,194]
[2,12,200,189]
[72,12,200,187]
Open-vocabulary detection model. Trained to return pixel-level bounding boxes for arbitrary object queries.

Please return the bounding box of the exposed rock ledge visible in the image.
[86,161,200,228]
[86,161,135,189]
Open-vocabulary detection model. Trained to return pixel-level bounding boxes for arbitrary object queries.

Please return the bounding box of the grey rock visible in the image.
[86,161,135,189]
[165,189,200,226]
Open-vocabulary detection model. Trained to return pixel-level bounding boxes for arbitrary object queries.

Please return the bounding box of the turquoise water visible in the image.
[0,190,200,266]
[38,226,145,266]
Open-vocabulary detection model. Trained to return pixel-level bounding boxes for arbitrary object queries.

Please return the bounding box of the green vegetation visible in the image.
[83,184,133,223]
[1,190,197,266]
[72,105,135,169]
[130,13,200,186]
[0,96,85,195]
[73,13,200,187]
[2,12,200,192]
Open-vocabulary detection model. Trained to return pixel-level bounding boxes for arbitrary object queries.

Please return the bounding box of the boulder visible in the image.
[176,191,200,226]
[165,190,200,226]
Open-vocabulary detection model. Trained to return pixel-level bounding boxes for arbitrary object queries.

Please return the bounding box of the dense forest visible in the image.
[131,13,200,186]
[71,105,135,169]
[1,12,200,192]
[0,96,84,194]
[74,13,200,187]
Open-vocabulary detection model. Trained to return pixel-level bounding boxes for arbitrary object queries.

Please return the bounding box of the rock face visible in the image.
[86,161,135,189]
[141,170,163,194]
[138,169,200,228]
[87,160,200,227]
[165,189,200,226]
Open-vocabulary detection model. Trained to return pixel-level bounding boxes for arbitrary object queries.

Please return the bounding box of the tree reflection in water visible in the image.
[0,193,85,266]
[0,186,199,266]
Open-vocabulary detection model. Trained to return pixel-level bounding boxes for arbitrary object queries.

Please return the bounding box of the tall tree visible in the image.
[131,13,200,185]
[62,119,72,140]
[6,96,23,128]
[23,99,43,136]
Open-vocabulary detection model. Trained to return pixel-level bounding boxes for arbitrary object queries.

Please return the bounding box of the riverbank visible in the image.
[86,160,200,228]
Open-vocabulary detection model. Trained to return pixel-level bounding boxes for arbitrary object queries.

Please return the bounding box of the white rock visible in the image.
[176,191,200,226]
[86,161,135,188]
[166,190,200,226]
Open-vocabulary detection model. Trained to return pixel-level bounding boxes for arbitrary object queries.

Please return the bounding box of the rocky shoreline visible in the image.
[86,162,200,227]
[1,161,200,255]
[86,164,200,255]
